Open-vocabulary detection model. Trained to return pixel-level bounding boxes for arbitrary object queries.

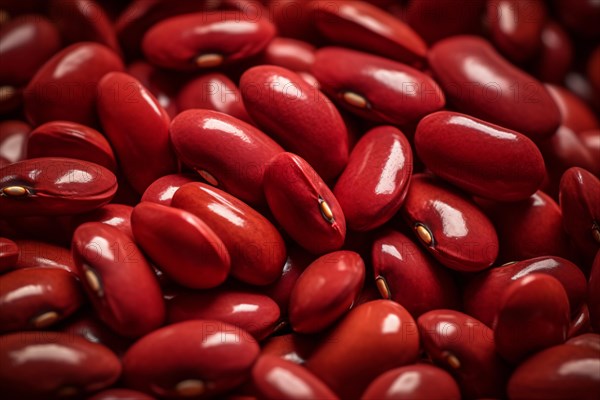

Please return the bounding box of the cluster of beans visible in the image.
[1,0,599,399]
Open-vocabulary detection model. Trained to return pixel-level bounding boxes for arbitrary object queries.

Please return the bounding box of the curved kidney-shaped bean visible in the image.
[372,229,459,317]
[463,256,587,327]
[24,42,124,126]
[140,174,197,206]
[122,320,259,399]
[260,38,316,72]
[0,267,83,332]
[534,21,573,83]
[306,300,419,400]
[0,120,30,163]
[132,202,230,289]
[334,126,412,231]
[264,152,346,255]
[0,331,121,400]
[0,157,118,217]
[546,84,599,134]
[73,204,134,239]
[310,0,426,65]
[312,47,445,126]
[289,251,364,333]
[97,72,177,194]
[415,111,545,201]
[508,344,600,400]
[418,310,509,399]
[127,60,183,119]
[27,121,117,172]
[590,251,600,332]
[477,191,570,263]
[361,364,461,400]
[72,223,165,338]
[494,274,570,363]
[400,174,499,272]
[568,304,592,339]
[171,182,286,285]
[566,333,600,351]
[260,333,318,365]
[252,355,338,400]
[170,109,283,206]
[142,12,276,71]
[0,14,61,86]
[60,312,133,357]
[88,389,156,400]
[428,36,560,140]
[240,65,348,182]
[13,239,76,274]
[0,237,18,271]
[176,73,251,123]
[167,288,280,340]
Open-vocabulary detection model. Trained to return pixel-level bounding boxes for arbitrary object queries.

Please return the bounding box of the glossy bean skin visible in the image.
[142,12,276,71]
[428,36,560,140]
[311,1,427,65]
[13,239,76,274]
[176,74,252,123]
[73,204,134,239]
[306,300,420,400]
[289,251,364,333]
[0,120,30,163]
[415,111,545,201]
[0,267,83,332]
[24,42,124,126]
[240,65,349,182]
[507,344,600,400]
[167,288,280,340]
[260,38,316,72]
[170,110,283,206]
[400,174,499,272]
[122,320,260,399]
[263,152,346,255]
[493,274,570,363]
[260,333,318,365]
[88,389,156,400]
[372,229,459,317]
[566,333,600,351]
[97,72,178,194]
[0,158,118,217]
[0,237,18,272]
[60,312,133,357]
[418,310,509,399]
[126,61,183,119]
[463,256,587,327]
[555,0,600,38]
[546,84,599,134]
[27,121,117,172]
[568,304,592,339]
[132,202,230,289]
[0,331,121,400]
[312,47,445,126]
[590,251,600,332]
[534,22,573,83]
[171,182,286,285]
[72,223,165,338]
[361,364,461,400]
[140,174,197,206]
[252,355,339,400]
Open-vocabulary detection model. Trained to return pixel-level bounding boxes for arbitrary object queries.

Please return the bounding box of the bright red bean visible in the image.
[73,204,134,239]
[140,174,197,206]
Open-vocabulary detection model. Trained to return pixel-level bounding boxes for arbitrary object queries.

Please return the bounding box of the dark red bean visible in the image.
[263,152,346,255]
[60,312,133,357]
[534,21,573,83]
[122,320,259,398]
[546,84,599,134]
[0,157,118,217]
[140,174,197,206]
[555,0,600,38]
[261,37,316,72]
[88,388,156,400]
[568,304,592,338]
[73,204,134,239]
[566,333,600,351]
[0,237,18,272]
[589,251,600,332]
[13,239,76,274]
[0,120,30,163]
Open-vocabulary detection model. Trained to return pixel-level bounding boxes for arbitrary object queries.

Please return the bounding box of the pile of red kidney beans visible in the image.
[1,0,600,399]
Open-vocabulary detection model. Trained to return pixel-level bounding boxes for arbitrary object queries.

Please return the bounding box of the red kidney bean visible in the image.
[260,333,318,365]
[579,129,600,167]
[507,344,600,400]
[60,312,133,357]
[555,0,600,38]
[418,309,509,399]
[289,250,364,333]
[171,182,287,285]
[307,300,419,400]
[546,84,599,134]
[372,229,459,317]
[122,320,260,398]
[140,174,197,206]
[24,42,124,126]
[142,12,276,71]
[12,239,76,274]
[97,72,178,194]
[0,14,61,86]
[416,111,545,201]
[0,267,83,332]
[0,120,29,163]
[0,237,18,271]
[72,222,165,338]
[170,109,283,205]
[167,288,280,340]
[463,256,588,327]
[267,0,319,43]
[493,273,570,363]
[0,331,121,399]
[261,37,316,72]
[132,202,231,289]
[534,21,573,83]
[0,157,117,217]
[589,46,600,95]
[400,174,499,272]
[252,354,339,400]
[73,204,134,239]
[428,36,560,140]
[476,190,570,263]
[310,0,427,65]
[312,47,445,126]
[240,65,349,182]
[566,333,600,351]
[590,251,600,332]
[176,73,252,123]
[361,364,461,400]
[263,152,346,255]
[568,304,592,338]
[27,121,117,172]
[88,388,156,400]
